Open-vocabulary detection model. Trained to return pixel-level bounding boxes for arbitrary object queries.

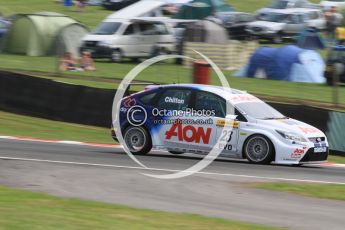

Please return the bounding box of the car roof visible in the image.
[263,8,320,14]
[148,84,248,98]
[103,18,130,23]
[104,17,172,24]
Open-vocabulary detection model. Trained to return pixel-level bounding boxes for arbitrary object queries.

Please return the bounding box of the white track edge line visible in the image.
[1,156,345,185]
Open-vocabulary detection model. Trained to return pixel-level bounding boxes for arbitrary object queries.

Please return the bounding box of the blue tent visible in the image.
[239,45,325,83]
[296,28,326,50]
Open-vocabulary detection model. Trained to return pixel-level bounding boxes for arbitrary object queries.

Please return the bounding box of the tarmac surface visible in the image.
[1,138,345,230]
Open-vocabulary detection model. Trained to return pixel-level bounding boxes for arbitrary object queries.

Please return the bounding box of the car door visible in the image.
[284,13,305,35]
[213,103,241,156]
[153,88,192,150]
[193,91,235,154]
[154,89,217,153]
[237,13,254,39]
[308,11,326,30]
[137,22,157,56]
[121,23,141,56]
[153,22,173,50]
[224,14,237,37]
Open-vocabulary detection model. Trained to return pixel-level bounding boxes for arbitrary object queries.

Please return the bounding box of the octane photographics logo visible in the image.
[127,105,147,127]
[112,51,234,179]
[126,101,215,127]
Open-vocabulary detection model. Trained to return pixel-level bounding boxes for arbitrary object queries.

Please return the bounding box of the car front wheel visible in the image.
[244,134,274,164]
[123,126,152,155]
[111,49,123,63]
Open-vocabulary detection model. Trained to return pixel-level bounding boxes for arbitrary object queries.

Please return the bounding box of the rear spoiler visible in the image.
[124,82,160,96]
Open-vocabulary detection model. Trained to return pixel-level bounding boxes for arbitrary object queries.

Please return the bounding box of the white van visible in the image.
[81,18,176,62]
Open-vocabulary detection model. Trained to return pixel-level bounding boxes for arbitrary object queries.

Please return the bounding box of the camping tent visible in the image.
[237,45,325,83]
[183,20,228,43]
[2,12,88,57]
[174,0,234,19]
[296,28,326,50]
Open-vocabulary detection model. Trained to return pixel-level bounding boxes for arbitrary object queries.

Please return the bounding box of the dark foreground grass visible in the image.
[0,185,282,230]
[255,183,345,202]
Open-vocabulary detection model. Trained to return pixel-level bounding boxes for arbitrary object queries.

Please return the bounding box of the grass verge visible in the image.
[328,155,345,164]
[254,183,345,202]
[0,185,281,230]
[1,54,345,108]
[0,0,109,29]
[0,110,113,144]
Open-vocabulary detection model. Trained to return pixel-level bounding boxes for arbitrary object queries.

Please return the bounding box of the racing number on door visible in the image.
[221,130,233,142]
[220,130,233,151]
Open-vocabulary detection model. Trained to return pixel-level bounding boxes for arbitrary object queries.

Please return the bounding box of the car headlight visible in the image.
[276,130,307,142]
[98,41,112,47]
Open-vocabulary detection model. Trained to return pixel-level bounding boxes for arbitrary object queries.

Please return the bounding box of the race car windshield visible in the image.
[259,13,287,22]
[235,102,285,120]
[92,22,122,35]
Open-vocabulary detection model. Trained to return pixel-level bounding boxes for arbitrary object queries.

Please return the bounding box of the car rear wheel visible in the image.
[244,135,274,164]
[152,47,168,56]
[124,126,152,155]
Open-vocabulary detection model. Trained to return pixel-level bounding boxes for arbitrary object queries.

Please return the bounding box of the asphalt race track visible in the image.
[1,138,345,230]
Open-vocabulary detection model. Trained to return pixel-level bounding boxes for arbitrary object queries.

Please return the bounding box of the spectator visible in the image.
[76,0,87,12]
[59,52,78,71]
[80,51,96,71]
[325,7,343,41]
[336,26,345,45]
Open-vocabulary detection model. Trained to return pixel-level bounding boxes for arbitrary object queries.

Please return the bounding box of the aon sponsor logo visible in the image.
[165,121,211,144]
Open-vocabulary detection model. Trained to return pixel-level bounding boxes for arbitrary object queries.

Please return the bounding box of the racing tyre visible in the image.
[111,49,123,63]
[169,151,184,155]
[244,134,274,164]
[152,47,168,57]
[157,48,168,56]
[124,126,152,155]
[131,57,140,63]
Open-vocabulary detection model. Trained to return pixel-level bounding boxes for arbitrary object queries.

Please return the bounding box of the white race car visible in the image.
[113,84,329,165]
